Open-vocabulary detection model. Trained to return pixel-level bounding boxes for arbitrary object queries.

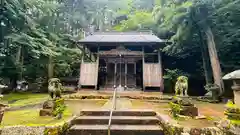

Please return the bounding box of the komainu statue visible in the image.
[48,78,63,99]
[175,76,188,96]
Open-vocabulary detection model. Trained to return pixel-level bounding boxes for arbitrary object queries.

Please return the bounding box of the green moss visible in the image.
[230,119,240,126]
[164,125,183,135]
[44,127,59,135]
[1,108,72,126]
[59,122,70,135]
[1,93,48,107]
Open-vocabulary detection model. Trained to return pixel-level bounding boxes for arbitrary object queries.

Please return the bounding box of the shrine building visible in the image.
[77,31,166,91]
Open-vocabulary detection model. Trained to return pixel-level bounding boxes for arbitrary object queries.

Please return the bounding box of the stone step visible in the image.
[71,116,159,125]
[80,110,156,116]
[67,125,164,135]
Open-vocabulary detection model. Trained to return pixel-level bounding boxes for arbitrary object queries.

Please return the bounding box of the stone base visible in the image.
[43,100,54,109]
[196,96,220,103]
[225,112,240,120]
[180,106,198,117]
[234,90,240,108]
[39,109,52,116]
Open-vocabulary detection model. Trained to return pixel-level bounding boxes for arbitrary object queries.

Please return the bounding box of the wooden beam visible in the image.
[158,50,164,92]
[125,63,127,88]
[142,46,145,91]
[78,45,86,90]
[95,46,100,90]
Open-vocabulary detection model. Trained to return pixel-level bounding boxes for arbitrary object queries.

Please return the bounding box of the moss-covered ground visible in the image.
[0,93,107,126]
[131,99,225,128]
[1,108,72,126]
[1,93,49,107]
[0,91,228,128]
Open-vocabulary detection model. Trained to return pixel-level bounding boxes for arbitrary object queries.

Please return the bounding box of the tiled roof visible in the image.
[78,32,164,44]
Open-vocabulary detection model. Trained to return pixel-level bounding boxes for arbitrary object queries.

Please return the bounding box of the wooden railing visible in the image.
[108,86,117,135]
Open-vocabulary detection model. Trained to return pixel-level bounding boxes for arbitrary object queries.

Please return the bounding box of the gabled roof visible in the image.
[77,32,165,46]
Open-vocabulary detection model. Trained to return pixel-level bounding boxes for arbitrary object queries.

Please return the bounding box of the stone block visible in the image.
[39,109,52,116]
[43,100,54,109]
[180,106,198,117]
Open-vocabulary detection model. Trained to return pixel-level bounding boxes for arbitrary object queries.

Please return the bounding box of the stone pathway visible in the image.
[101,98,132,110]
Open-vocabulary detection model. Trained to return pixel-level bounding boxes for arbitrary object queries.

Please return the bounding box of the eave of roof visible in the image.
[77,32,166,46]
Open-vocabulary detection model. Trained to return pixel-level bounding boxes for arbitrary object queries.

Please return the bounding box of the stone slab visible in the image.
[68,125,163,135]
[71,116,159,125]
[79,110,156,116]
[39,109,52,116]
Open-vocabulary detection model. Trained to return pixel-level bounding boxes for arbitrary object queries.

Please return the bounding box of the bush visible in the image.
[53,98,66,119]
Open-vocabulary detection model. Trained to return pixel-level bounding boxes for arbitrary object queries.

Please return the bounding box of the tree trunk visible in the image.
[204,26,224,95]
[16,46,21,65]
[15,46,23,80]
[198,29,212,85]
[48,56,54,79]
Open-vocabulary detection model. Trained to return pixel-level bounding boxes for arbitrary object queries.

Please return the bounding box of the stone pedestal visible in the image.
[232,79,240,107]
[39,100,54,116]
[171,97,199,117]
[180,106,198,117]
[39,109,52,116]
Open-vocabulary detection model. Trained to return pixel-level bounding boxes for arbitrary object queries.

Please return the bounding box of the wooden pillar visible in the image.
[158,50,164,92]
[134,62,136,87]
[114,62,117,88]
[78,45,85,90]
[125,62,127,88]
[105,61,108,86]
[95,46,99,90]
[142,46,145,91]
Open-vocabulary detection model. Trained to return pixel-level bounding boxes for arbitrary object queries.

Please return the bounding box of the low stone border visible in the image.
[63,94,173,100]
[156,113,236,135]
[0,116,77,135]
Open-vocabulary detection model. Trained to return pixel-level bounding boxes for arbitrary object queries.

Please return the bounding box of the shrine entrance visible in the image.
[98,46,142,90]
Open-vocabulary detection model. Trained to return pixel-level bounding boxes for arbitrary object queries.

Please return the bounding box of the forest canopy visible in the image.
[1,0,239,94]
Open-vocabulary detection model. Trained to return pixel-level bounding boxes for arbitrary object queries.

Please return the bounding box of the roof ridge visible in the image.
[93,31,153,35]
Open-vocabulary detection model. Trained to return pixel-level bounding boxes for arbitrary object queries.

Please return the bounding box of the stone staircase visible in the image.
[67,110,164,135]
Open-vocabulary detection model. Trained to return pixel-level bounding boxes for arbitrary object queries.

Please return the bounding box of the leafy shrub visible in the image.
[169,101,182,118]
[52,98,66,118]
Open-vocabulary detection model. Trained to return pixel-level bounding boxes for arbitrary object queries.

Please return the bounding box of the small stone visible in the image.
[181,133,190,135]
[195,115,206,119]
[39,109,52,116]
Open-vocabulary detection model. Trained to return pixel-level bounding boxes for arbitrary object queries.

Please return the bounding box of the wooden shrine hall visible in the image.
[77,31,165,91]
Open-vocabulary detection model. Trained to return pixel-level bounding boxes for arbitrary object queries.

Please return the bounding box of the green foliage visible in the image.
[1,0,240,94]
[169,101,182,118]
[113,10,155,31]
[163,69,188,81]
[0,0,85,88]
[44,127,59,135]
[225,100,240,113]
[53,98,66,118]
[59,122,71,135]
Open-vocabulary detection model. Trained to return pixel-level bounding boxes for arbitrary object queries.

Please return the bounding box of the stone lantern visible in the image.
[223,70,240,107]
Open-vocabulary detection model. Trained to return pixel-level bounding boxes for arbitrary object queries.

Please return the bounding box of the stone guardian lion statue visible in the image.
[175,76,188,96]
[48,78,63,99]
